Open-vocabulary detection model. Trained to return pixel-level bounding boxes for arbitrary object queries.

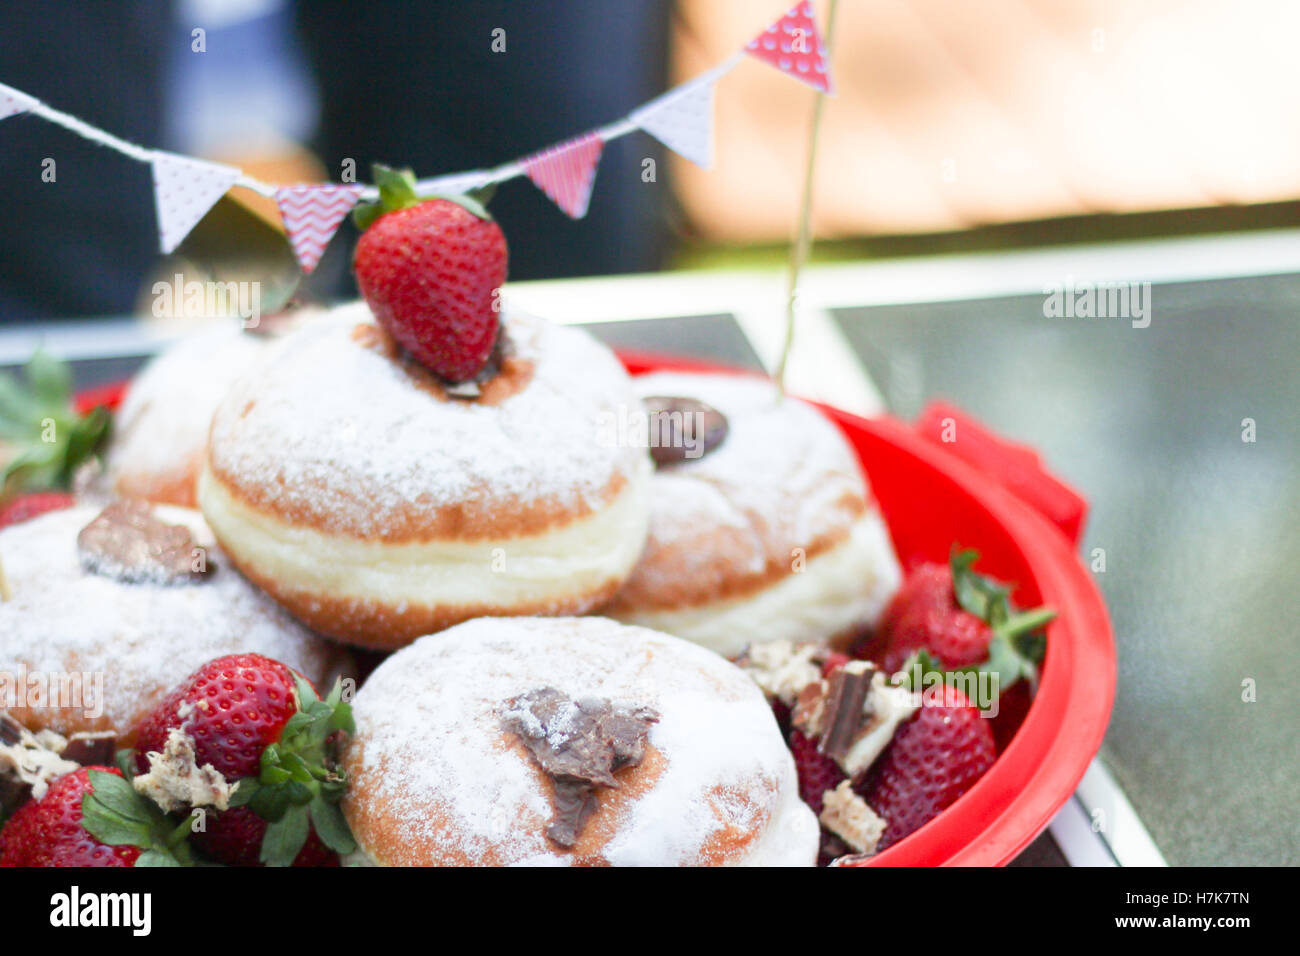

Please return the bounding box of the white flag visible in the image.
[150,150,241,254]
[0,82,40,122]
[630,70,723,169]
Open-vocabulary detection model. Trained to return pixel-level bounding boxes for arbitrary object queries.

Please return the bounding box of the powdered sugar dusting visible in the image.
[107,322,274,480]
[346,616,813,866]
[0,506,346,738]
[618,372,871,604]
[207,303,645,537]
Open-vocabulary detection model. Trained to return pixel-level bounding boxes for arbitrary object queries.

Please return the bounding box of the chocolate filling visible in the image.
[77,500,214,586]
[502,687,659,849]
[642,396,729,467]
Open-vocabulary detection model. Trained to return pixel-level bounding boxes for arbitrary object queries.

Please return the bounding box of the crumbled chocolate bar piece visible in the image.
[77,500,214,585]
[0,714,79,818]
[59,732,117,767]
[818,663,876,762]
[819,779,886,855]
[503,687,659,848]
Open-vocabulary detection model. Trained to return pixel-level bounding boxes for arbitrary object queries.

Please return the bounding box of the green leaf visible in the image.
[373,163,421,213]
[250,784,291,822]
[292,672,320,709]
[260,804,310,867]
[328,700,355,736]
[283,780,314,805]
[81,796,154,848]
[25,349,72,407]
[63,406,111,472]
[308,797,356,855]
[114,748,136,779]
[135,848,183,867]
[351,202,384,232]
[0,374,34,426]
[84,770,153,823]
[227,777,259,808]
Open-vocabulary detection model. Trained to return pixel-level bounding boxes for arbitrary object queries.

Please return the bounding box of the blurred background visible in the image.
[3,0,1300,320]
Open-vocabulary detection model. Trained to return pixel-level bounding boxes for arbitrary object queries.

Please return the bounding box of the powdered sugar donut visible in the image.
[342,616,818,866]
[0,503,349,744]
[104,320,294,508]
[606,372,902,656]
[198,303,652,650]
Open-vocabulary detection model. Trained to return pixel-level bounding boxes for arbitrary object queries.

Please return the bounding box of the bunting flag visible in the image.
[275,183,364,273]
[520,133,604,219]
[150,151,241,254]
[629,71,720,169]
[0,1,841,264]
[745,1,834,94]
[0,81,39,121]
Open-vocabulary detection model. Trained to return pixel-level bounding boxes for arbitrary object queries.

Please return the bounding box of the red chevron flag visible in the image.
[275,184,365,273]
[745,1,833,94]
[521,133,604,219]
[0,81,39,121]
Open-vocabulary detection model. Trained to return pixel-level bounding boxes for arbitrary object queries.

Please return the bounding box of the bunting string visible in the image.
[0,3,832,271]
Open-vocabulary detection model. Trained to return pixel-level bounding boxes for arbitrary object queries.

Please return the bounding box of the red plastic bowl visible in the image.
[79,351,1114,867]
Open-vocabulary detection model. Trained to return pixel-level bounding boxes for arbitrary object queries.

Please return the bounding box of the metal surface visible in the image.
[833,273,1300,866]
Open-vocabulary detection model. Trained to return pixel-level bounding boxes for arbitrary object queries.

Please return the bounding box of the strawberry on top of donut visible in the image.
[352,165,507,383]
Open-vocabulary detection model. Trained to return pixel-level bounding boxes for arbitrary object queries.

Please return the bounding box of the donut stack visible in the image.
[0,185,906,867]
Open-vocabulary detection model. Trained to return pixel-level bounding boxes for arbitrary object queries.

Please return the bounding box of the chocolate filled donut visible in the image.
[341,616,818,866]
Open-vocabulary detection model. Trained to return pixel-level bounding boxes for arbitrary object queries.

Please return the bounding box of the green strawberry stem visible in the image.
[899,547,1057,707]
[227,674,357,866]
[352,163,494,231]
[0,348,111,498]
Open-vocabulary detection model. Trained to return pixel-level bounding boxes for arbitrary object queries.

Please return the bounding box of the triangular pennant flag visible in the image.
[629,71,719,169]
[275,183,364,273]
[150,151,241,254]
[744,1,833,94]
[0,82,40,121]
[520,133,604,219]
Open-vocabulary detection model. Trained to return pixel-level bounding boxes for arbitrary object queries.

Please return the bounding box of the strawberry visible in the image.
[353,165,507,383]
[0,767,143,866]
[866,549,1054,705]
[789,728,846,815]
[857,684,996,851]
[132,653,354,867]
[0,491,75,529]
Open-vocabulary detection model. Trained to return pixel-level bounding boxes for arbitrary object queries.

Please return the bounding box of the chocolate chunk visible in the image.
[546,779,601,849]
[642,396,728,466]
[818,665,875,763]
[59,732,117,767]
[77,500,214,586]
[503,687,659,849]
[0,713,22,747]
